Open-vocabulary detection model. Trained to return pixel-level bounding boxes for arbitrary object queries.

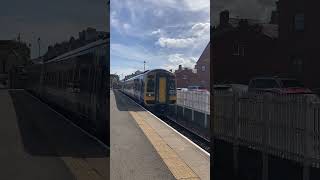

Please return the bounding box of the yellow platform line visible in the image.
[60,157,105,180]
[129,111,200,180]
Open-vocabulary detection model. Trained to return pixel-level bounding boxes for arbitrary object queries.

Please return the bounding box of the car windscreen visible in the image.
[255,79,279,88]
[281,80,304,88]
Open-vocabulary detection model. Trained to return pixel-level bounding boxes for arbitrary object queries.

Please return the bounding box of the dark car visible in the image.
[248,77,320,101]
[248,77,311,94]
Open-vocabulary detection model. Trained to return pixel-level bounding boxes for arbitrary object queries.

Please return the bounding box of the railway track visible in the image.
[119,90,210,153]
[160,115,210,153]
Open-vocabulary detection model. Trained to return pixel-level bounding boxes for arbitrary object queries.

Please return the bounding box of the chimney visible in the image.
[178,65,182,70]
[220,10,229,26]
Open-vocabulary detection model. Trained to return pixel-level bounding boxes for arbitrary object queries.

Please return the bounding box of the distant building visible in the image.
[110,74,120,89]
[212,10,279,85]
[174,65,198,88]
[79,28,108,42]
[124,70,143,81]
[195,42,210,89]
[277,0,320,88]
[0,40,30,84]
[43,27,109,61]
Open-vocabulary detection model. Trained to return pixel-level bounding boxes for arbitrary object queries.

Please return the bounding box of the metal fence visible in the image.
[214,91,320,167]
[177,90,210,114]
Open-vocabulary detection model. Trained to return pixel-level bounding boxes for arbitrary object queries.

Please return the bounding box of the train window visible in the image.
[169,79,176,90]
[146,79,155,92]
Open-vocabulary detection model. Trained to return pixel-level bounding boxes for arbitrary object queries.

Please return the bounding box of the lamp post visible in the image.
[37,38,41,58]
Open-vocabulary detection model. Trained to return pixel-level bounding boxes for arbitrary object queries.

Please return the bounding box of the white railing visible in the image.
[177,90,210,114]
[214,91,320,165]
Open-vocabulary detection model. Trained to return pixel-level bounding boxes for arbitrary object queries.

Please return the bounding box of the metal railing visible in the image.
[177,90,210,114]
[214,91,320,166]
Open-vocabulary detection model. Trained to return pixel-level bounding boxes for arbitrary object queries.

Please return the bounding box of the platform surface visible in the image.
[0,89,109,180]
[111,90,210,180]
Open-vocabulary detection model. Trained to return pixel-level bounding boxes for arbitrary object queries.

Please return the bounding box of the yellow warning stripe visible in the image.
[60,157,106,180]
[129,111,200,180]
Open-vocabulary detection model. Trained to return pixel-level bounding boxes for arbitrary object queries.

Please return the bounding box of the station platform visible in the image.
[111,90,210,180]
[0,89,109,180]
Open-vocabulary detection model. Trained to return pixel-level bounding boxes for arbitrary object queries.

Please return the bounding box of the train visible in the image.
[25,38,109,146]
[121,69,177,114]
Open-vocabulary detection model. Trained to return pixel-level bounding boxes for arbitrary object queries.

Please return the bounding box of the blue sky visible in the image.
[110,0,210,79]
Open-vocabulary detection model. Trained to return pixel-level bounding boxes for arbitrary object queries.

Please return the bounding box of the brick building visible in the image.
[195,42,210,89]
[212,10,280,85]
[278,0,320,89]
[174,65,198,88]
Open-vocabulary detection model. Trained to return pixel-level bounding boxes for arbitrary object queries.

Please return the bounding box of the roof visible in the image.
[46,38,108,63]
[196,42,210,64]
[261,24,278,38]
[124,69,173,82]
[215,17,278,39]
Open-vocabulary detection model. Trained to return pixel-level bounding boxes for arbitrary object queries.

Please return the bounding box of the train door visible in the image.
[159,77,167,103]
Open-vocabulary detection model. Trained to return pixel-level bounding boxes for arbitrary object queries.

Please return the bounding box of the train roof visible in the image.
[124,69,174,82]
[46,38,109,63]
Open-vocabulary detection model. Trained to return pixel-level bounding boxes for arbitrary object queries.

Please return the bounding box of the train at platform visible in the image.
[121,69,177,114]
[25,38,109,146]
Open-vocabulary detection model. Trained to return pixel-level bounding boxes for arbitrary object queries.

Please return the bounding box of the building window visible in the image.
[294,13,304,32]
[233,43,240,56]
[293,58,303,73]
[182,75,187,79]
[201,65,206,72]
[232,43,245,56]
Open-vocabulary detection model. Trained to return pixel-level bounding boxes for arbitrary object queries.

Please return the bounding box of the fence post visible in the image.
[204,113,208,128]
[182,106,185,119]
[262,93,271,180]
[192,109,194,122]
[233,92,239,177]
[303,98,311,180]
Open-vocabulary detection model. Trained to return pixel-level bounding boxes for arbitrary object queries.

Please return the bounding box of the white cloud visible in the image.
[111,11,120,28]
[157,37,195,48]
[155,22,209,49]
[190,22,210,37]
[111,43,151,61]
[162,54,197,71]
[151,29,161,35]
[111,0,210,74]
[143,0,209,12]
[182,0,210,12]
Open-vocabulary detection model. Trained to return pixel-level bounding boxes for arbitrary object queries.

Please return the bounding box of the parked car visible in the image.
[213,84,248,93]
[248,76,320,101]
[177,88,188,91]
[187,85,207,91]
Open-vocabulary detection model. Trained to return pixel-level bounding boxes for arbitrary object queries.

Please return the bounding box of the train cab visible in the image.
[123,69,176,115]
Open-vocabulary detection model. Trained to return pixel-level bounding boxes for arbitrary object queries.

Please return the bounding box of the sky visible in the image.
[110,0,210,79]
[0,0,109,59]
[211,0,277,26]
